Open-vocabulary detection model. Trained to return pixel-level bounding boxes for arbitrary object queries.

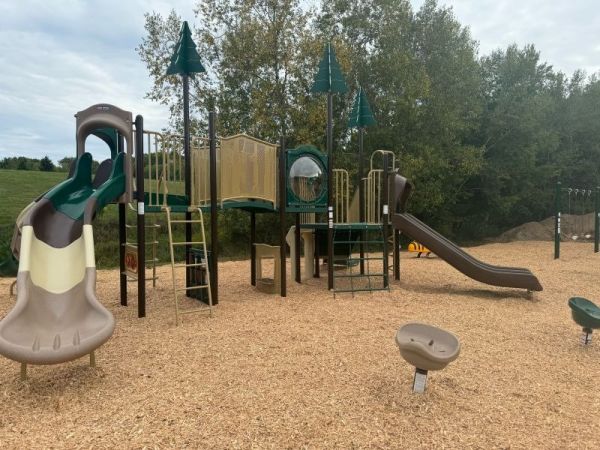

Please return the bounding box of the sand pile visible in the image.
[497,213,595,242]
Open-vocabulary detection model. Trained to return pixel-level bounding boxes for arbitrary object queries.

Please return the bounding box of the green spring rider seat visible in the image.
[568,297,600,345]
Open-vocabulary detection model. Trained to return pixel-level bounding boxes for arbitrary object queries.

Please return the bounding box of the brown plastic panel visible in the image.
[75,104,133,202]
[0,269,115,365]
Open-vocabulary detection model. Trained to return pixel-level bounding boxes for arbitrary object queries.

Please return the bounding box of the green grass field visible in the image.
[0,169,246,269]
[0,169,68,263]
[0,169,179,269]
[0,169,67,230]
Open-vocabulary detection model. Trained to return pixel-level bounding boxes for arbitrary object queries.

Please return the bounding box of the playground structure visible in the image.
[1,95,399,306]
[395,322,461,393]
[553,182,600,259]
[0,25,546,381]
[389,174,543,292]
[0,149,123,379]
[0,102,546,369]
[568,297,600,345]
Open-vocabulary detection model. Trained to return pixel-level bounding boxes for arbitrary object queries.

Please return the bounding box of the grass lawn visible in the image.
[0,170,247,268]
[0,170,69,261]
[0,169,67,230]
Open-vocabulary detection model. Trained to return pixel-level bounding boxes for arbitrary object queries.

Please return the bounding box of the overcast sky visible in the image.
[1,0,599,163]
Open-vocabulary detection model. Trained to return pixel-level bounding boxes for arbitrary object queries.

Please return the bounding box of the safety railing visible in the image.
[333,169,349,223]
[132,129,209,209]
[365,150,397,224]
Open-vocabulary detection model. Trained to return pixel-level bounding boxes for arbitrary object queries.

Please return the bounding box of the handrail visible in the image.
[369,149,396,171]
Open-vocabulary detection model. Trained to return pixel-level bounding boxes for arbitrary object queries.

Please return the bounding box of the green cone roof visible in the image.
[310,43,347,94]
[348,86,376,129]
[166,21,206,76]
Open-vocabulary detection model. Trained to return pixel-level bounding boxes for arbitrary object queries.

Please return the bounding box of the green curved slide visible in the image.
[0,152,125,366]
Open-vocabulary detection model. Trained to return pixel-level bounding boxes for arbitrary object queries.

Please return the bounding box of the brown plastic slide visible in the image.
[0,153,119,368]
[392,213,543,291]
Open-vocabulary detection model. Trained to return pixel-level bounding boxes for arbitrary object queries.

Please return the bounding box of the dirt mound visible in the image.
[497,213,595,242]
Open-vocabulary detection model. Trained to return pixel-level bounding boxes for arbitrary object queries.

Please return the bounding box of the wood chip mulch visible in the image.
[0,241,598,449]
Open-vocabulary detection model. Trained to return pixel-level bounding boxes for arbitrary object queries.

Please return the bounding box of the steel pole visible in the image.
[554,181,561,260]
[182,74,193,290]
[135,115,146,317]
[209,111,219,304]
[358,127,365,274]
[595,186,600,253]
[279,135,287,297]
[327,92,334,290]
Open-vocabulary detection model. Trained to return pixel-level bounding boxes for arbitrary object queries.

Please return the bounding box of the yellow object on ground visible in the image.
[408,241,431,257]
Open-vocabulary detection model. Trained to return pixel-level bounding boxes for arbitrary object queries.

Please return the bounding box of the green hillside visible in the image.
[0,169,66,230]
[0,169,245,269]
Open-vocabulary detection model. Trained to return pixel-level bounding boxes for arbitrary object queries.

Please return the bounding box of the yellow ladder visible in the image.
[164,207,213,325]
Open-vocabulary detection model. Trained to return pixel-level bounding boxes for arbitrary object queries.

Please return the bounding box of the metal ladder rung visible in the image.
[334,240,384,244]
[179,308,211,315]
[334,287,390,293]
[166,206,213,325]
[334,273,386,278]
[176,285,210,292]
[123,241,159,247]
[173,262,207,268]
[345,257,383,261]
[125,224,160,229]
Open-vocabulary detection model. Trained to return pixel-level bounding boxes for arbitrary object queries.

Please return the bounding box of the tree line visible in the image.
[0,156,106,174]
[137,0,600,242]
[0,156,76,172]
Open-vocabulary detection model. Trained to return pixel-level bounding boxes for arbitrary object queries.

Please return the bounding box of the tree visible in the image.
[138,0,325,144]
[58,156,76,172]
[462,44,563,237]
[317,0,484,235]
[39,156,55,172]
[17,158,29,170]
[137,0,600,244]
[1,157,39,170]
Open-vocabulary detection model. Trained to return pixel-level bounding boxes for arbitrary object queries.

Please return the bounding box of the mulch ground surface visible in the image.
[0,241,598,449]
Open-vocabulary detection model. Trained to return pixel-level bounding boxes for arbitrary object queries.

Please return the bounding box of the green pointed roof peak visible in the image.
[166,21,206,76]
[310,43,348,94]
[348,86,376,129]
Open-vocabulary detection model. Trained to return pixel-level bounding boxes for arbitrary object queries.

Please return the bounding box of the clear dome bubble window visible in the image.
[288,156,325,202]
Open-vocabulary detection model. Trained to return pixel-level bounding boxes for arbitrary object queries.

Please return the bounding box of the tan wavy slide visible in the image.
[0,199,115,370]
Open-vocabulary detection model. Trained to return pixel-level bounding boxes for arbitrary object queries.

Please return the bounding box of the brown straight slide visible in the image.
[392,213,543,292]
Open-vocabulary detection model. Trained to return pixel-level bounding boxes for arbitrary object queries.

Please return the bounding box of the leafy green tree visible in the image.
[137,0,600,245]
[560,74,600,187]
[39,156,55,172]
[17,158,29,170]
[138,10,207,133]
[462,44,563,237]
[58,156,76,172]
[138,1,323,144]
[317,0,484,235]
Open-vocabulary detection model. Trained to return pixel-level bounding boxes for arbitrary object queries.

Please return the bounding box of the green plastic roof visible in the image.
[348,86,376,129]
[166,21,206,76]
[310,43,347,94]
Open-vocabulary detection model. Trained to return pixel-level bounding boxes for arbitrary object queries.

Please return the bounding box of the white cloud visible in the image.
[412,0,600,74]
[0,0,194,162]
